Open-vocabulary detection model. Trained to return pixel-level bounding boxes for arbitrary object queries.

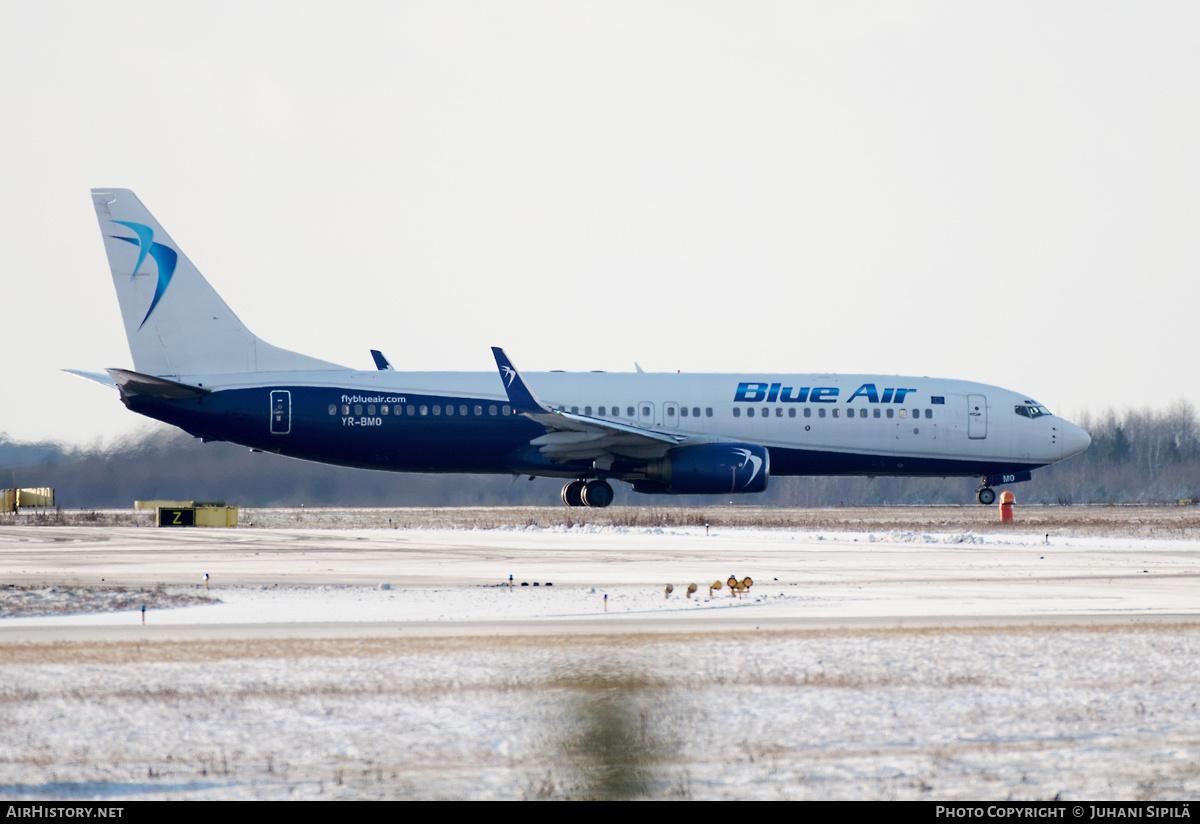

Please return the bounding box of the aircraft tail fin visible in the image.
[91,189,347,377]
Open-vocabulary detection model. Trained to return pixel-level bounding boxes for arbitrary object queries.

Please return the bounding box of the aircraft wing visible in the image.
[491,347,684,462]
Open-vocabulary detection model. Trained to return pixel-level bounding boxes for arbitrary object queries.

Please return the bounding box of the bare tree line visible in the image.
[3,401,1198,508]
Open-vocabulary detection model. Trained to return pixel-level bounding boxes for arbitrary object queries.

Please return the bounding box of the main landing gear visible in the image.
[561,479,614,508]
[975,484,996,506]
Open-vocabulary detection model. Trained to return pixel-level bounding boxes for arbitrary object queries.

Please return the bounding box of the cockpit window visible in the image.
[1015,404,1052,418]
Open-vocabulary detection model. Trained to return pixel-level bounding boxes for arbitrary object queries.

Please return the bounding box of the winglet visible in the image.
[370,349,393,371]
[491,347,550,414]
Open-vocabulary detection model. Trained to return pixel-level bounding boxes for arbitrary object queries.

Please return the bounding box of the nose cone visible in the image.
[1062,421,1092,459]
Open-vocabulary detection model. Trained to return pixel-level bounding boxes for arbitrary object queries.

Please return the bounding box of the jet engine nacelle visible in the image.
[641,443,770,495]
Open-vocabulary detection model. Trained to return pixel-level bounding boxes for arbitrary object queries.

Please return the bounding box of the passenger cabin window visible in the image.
[489,405,498,416]
[733,408,741,418]
[328,404,337,415]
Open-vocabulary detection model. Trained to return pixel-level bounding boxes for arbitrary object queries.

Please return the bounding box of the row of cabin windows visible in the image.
[558,405,715,419]
[329,402,720,420]
[328,402,935,422]
[329,403,511,417]
[732,407,936,420]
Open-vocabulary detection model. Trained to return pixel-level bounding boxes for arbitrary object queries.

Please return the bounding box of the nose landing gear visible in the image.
[976,485,996,506]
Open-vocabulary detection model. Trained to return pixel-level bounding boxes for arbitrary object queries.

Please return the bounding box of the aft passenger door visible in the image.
[270,390,291,435]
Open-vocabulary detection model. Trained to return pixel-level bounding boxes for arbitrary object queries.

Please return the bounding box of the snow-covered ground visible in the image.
[2,520,1199,799]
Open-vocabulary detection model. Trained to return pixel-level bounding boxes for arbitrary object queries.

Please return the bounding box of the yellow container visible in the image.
[156,505,238,527]
[195,506,239,527]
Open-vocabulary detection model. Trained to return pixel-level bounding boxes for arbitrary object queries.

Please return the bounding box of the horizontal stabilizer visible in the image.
[63,369,118,388]
[106,369,211,399]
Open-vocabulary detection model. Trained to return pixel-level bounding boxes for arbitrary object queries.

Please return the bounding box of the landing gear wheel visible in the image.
[976,486,996,506]
[561,480,586,507]
[582,480,614,508]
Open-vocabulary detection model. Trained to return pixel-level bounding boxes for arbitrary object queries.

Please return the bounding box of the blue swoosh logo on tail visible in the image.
[111,221,177,329]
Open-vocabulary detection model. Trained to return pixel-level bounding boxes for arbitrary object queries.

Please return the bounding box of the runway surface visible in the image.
[2,512,1199,641]
[2,508,1199,800]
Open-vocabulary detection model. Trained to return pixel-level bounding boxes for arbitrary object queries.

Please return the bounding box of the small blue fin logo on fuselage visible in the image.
[111,220,178,330]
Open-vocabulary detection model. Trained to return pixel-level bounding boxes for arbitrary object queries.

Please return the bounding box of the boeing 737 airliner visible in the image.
[72,189,1090,507]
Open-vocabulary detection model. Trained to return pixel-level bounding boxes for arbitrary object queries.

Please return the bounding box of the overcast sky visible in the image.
[2,1,1197,446]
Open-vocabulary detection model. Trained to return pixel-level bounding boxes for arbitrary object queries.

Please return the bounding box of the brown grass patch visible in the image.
[3,622,1199,665]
